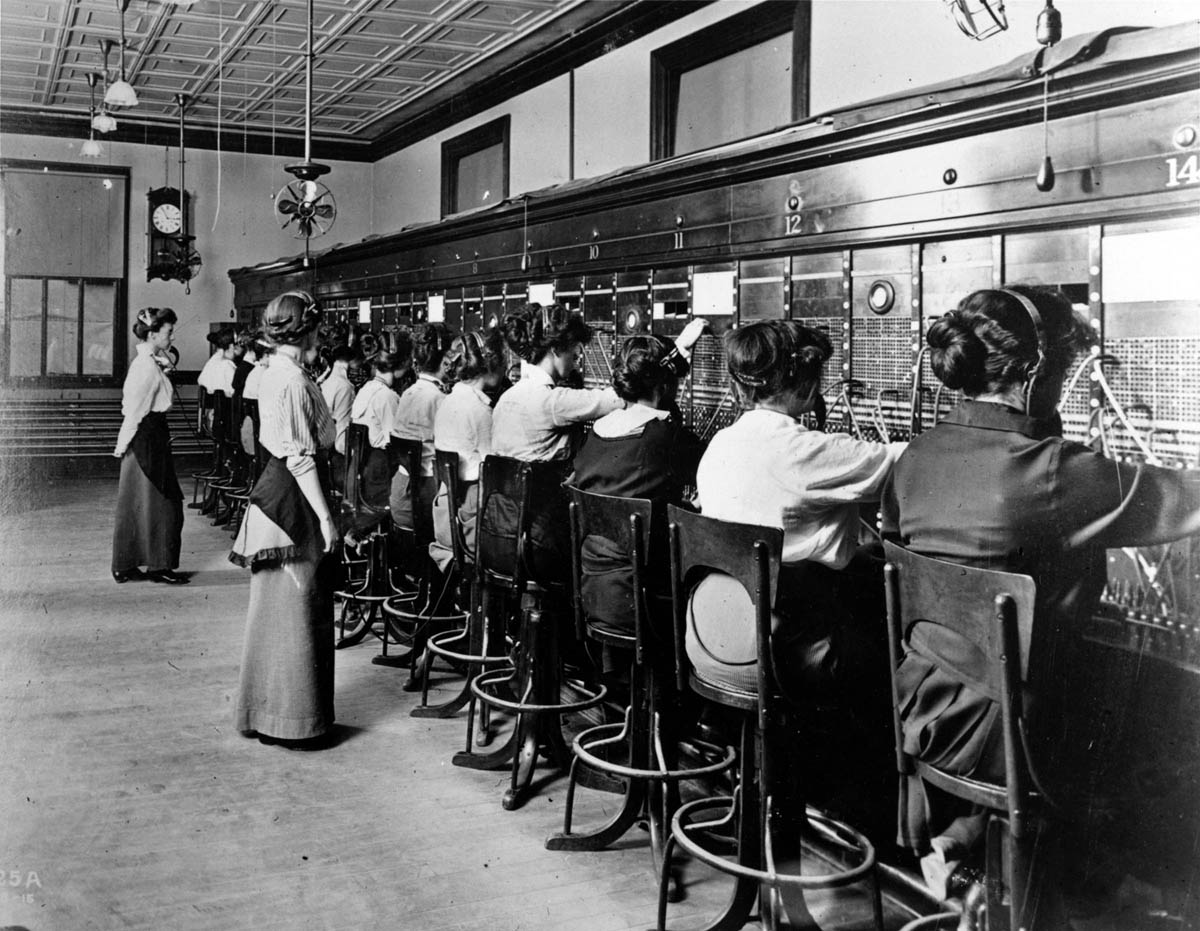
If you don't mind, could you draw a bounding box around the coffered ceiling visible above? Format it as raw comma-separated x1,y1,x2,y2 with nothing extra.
0,0,702,161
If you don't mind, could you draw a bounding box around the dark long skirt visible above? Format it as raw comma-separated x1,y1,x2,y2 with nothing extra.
234,554,336,740
111,413,183,573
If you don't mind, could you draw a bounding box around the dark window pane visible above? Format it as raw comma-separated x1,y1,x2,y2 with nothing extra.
454,142,505,213
83,282,116,375
45,279,80,375
9,279,43,377
674,33,792,156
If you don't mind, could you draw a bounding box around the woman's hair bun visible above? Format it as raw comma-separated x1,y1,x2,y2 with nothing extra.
927,311,988,393
414,322,455,372
501,303,591,363
263,290,321,345
613,335,674,402
132,307,177,341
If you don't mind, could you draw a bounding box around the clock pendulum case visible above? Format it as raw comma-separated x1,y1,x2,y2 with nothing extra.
148,185,190,279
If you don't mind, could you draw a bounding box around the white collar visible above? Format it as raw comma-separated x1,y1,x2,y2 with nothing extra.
520,361,555,387
452,380,492,406
592,403,668,438
418,372,445,390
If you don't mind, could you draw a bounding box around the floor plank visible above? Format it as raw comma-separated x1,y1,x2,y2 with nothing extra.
0,477,911,931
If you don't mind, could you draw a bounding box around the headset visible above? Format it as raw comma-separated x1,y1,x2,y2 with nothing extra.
998,287,1048,413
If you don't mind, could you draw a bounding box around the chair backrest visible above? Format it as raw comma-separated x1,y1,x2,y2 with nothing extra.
196,385,211,438
344,421,370,515
390,437,423,504
225,392,243,446
666,504,783,706
882,540,1036,834
476,455,532,592
434,449,468,567
567,486,653,661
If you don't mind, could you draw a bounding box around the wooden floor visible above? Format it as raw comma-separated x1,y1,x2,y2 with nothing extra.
0,477,913,931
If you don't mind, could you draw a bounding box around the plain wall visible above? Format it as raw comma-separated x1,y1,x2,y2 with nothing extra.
370,0,1197,232
0,134,373,370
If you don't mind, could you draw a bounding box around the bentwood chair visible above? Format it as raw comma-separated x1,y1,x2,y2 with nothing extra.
545,488,737,892
333,423,397,649
453,455,607,811
659,505,883,931
883,541,1045,931
378,437,463,671
411,449,511,719
189,386,221,508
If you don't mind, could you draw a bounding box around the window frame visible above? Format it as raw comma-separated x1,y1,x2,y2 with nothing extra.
1,159,130,388
440,115,511,219
650,1,808,161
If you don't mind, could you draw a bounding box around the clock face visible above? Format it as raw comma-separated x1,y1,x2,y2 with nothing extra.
152,202,183,234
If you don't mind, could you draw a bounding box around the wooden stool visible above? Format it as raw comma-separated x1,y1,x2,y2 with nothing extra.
452,455,607,811
884,541,1048,931
377,437,464,672
545,487,737,897
411,449,511,720
334,423,415,650
657,506,884,931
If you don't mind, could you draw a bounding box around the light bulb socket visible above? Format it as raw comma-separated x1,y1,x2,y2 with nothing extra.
104,80,138,108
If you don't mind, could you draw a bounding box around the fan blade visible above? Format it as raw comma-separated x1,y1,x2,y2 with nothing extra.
313,204,335,219
277,198,300,215
298,218,314,239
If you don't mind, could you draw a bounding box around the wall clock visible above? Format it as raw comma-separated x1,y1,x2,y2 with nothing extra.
147,186,199,283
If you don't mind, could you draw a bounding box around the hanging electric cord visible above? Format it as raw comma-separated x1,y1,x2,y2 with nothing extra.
211,0,224,233
871,388,892,443
1091,359,1162,465
697,388,734,439
909,346,929,433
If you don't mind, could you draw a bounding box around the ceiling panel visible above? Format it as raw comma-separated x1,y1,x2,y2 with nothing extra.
0,0,704,161
0,0,587,145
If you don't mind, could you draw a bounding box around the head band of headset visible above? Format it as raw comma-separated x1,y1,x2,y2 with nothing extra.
997,288,1047,378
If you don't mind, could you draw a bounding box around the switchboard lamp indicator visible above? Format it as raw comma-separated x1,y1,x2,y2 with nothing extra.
867,279,896,314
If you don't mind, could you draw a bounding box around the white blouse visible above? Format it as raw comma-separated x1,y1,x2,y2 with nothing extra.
491,362,622,462
432,381,494,482
394,374,446,477
197,353,236,397
114,342,175,456
257,351,335,465
697,408,906,569
351,378,400,450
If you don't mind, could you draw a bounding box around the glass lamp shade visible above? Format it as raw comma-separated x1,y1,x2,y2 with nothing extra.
81,138,104,158
92,112,118,133
104,79,139,108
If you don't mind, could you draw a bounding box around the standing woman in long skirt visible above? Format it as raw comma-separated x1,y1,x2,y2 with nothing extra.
230,290,338,748
111,307,188,585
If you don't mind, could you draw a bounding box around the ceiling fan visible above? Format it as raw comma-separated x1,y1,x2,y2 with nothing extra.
272,0,336,261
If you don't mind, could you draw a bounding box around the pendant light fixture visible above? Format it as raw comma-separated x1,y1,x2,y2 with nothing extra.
93,41,119,133
82,73,104,158
1034,0,1062,192
104,0,139,108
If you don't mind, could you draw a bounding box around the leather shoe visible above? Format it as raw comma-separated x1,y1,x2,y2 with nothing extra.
112,568,145,583
147,569,189,585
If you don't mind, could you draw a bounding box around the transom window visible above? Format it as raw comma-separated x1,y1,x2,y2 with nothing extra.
651,2,806,160
441,116,511,218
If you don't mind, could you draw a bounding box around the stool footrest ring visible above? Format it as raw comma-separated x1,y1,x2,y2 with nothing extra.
471,667,607,714
426,627,513,666
572,721,737,782
671,797,877,889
